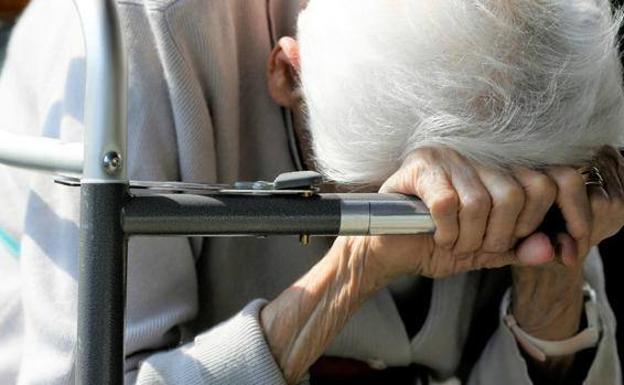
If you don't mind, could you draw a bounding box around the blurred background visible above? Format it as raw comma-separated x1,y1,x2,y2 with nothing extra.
0,0,623,372
0,1,28,66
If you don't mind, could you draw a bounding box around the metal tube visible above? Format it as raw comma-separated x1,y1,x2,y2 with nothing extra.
0,0,127,179
123,193,342,235
73,1,128,385
0,131,83,174
77,184,127,385
340,193,434,235
122,193,434,236
73,0,127,182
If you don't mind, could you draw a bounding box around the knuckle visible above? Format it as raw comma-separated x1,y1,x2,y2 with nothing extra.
532,174,557,199
496,184,525,209
462,191,491,216
557,168,585,191
430,191,459,218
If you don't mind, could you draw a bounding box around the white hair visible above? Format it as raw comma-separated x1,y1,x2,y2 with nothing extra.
297,0,624,184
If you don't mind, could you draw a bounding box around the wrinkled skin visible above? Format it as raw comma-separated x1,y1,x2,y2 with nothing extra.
511,146,624,381
262,146,624,384
265,34,624,385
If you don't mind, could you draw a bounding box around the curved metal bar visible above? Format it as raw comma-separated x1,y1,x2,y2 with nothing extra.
73,0,127,182
0,0,128,179
0,131,83,174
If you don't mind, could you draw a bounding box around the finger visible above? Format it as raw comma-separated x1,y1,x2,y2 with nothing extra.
449,160,491,255
380,163,459,249
587,181,622,244
515,232,555,266
589,187,619,243
471,232,553,269
587,146,624,243
421,170,461,249
556,232,578,267
594,146,624,200
476,168,525,253
513,168,557,238
545,167,592,259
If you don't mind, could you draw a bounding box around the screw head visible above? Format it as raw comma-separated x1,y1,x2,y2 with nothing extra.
103,152,122,175
299,234,311,246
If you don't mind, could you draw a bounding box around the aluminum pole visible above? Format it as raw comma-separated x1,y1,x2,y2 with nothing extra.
0,131,83,174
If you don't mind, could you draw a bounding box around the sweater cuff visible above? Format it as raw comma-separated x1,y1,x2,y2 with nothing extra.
468,282,619,385
135,299,287,385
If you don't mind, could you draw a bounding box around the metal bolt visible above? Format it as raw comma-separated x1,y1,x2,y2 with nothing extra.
299,234,311,246
103,152,122,175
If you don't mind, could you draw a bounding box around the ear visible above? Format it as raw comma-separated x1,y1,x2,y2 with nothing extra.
267,37,302,108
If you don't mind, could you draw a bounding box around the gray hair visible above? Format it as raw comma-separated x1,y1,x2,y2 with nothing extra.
297,0,624,184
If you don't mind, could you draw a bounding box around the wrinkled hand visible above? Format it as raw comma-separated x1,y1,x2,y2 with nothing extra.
502,146,624,383
262,146,624,385
523,146,624,266
346,146,558,286
585,146,624,247
512,146,624,344
263,146,559,384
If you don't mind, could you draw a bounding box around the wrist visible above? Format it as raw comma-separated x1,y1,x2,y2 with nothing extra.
260,236,380,384
340,236,400,295
504,284,600,361
512,264,584,340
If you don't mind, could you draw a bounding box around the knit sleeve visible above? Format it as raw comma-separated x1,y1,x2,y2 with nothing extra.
134,300,288,385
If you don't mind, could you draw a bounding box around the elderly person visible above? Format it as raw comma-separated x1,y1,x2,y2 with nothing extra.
1,0,623,385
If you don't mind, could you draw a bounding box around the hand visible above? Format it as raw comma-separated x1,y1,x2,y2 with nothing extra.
262,146,559,384
528,146,624,267
351,146,557,286
513,146,624,334
511,146,624,381
586,146,624,245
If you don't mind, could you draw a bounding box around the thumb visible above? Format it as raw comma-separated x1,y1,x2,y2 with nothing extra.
515,233,555,266
475,232,554,269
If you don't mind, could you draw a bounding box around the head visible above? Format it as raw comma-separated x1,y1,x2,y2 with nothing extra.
268,0,624,184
